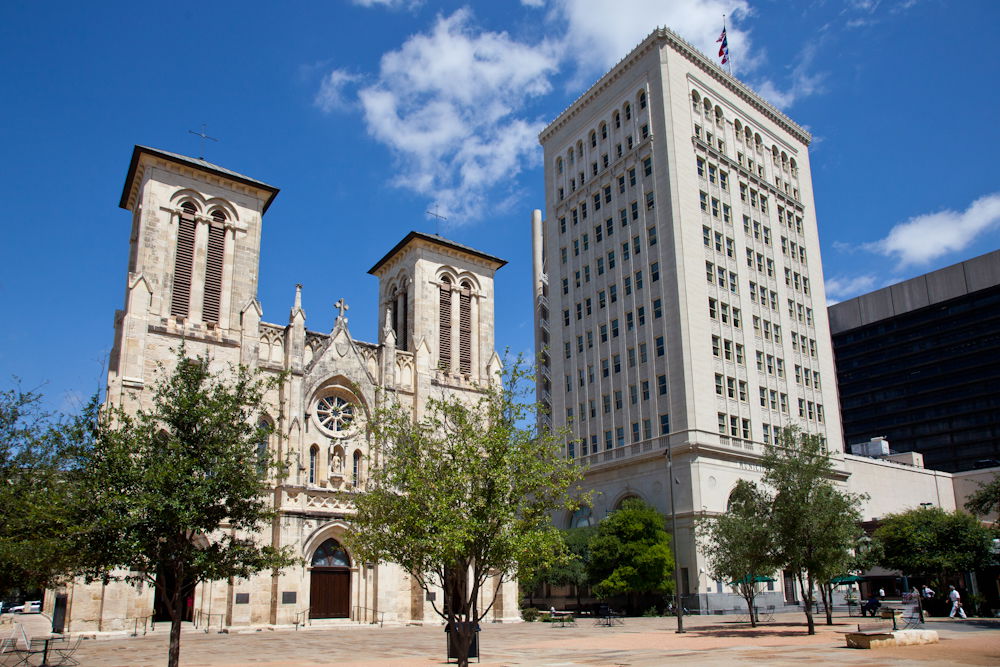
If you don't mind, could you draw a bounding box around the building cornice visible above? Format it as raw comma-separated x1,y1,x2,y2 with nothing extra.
539,27,811,147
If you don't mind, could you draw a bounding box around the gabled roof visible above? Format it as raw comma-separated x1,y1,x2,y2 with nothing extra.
368,231,507,275
119,145,280,213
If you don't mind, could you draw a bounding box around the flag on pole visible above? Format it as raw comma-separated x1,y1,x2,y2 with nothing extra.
717,27,729,65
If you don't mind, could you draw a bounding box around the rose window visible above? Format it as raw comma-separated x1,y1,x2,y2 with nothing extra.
316,396,355,432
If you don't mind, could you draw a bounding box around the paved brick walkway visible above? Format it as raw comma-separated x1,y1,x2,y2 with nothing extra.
7,612,999,666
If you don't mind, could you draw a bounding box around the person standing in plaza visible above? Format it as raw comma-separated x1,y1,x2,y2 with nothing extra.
948,586,967,618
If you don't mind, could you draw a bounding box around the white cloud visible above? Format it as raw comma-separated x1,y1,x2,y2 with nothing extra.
550,0,755,81
752,40,825,110
314,69,360,112
521,0,546,7
824,274,878,303
862,193,1000,267
355,9,559,223
351,0,422,9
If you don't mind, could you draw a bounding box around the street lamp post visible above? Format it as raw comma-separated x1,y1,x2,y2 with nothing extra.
667,445,685,633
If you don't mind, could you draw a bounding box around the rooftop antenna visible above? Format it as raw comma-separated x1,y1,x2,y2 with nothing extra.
426,205,447,236
188,123,218,160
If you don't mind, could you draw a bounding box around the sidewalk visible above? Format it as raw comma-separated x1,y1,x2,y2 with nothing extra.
60,612,1000,666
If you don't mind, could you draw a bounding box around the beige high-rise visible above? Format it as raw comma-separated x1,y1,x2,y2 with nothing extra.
532,28,845,609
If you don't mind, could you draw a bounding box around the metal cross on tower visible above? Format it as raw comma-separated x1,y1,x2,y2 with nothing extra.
188,123,218,160
426,205,447,235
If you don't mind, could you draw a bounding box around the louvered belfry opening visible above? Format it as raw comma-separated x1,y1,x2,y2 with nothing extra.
459,282,472,375
170,203,197,318
203,210,226,324
438,277,452,371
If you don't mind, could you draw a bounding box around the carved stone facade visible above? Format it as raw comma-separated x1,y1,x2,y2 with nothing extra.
53,145,515,633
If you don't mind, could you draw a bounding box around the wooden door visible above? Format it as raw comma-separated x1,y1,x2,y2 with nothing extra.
310,569,351,618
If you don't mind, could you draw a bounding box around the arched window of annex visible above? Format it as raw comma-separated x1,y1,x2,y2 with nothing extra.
789,157,798,176
589,130,597,148
691,90,702,112
744,126,753,144
780,151,789,170
754,132,763,151
568,506,593,529
623,102,632,121
599,121,608,140
308,444,319,484
556,156,563,174
734,119,743,138
714,105,724,124
311,537,351,568
613,110,621,129
703,97,712,115
638,89,647,110
771,145,780,164
576,140,584,159
613,493,644,512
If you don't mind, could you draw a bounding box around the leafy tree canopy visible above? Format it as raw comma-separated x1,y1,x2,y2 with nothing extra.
345,357,584,667
587,498,674,600
964,474,1000,525
72,351,296,667
0,386,89,595
873,506,995,584
696,479,776,626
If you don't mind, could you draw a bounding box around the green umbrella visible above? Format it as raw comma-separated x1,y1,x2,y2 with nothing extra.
830,575,865,584
729,574,777,585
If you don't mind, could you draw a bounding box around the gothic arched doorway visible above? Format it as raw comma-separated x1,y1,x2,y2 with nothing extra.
309,538,351,619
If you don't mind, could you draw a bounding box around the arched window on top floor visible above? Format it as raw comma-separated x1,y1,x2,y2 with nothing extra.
789,157,798,177
703,98,712,115
624,102,631,121
556,156,563,174
734,119,743,138
613,110,621,129
459,280,472,375
171,202,198,318
600,121,608,140
638,89,647,110
203,209,227,324
714,105,724,124
589,130,597,148
438,275,452,371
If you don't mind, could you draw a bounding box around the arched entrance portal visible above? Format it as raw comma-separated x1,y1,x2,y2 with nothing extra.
309,538,351,619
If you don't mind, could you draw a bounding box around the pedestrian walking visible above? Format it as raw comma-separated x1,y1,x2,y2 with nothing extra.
948,586,967,619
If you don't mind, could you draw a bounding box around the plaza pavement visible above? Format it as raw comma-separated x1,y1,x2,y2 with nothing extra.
17,612,1000,666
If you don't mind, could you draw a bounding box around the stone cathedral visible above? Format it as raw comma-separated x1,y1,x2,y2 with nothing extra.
53,145,518,632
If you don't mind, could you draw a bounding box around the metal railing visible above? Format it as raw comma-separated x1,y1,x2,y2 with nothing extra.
294,609,310,630
352,605,385,627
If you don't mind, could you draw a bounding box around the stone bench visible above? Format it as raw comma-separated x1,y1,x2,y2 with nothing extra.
844,626,939,649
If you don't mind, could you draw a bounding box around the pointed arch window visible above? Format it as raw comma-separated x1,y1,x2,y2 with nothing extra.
439,276,452,371
309,445,318,484
311,538,350,568
352,450,362,488
171,202,197,317
256,419,271,475
203,210,226,324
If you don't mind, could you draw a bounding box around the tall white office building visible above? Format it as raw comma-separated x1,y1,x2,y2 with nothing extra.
531,28,845,608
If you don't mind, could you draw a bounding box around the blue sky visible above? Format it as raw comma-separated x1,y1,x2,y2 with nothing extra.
2,0,998,412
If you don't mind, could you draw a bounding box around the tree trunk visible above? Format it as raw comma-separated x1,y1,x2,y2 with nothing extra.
823,584,833,625
743,587,757,627
801,572,815,635
168,586,183,667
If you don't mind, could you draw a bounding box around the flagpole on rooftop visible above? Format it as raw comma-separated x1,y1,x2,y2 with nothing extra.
723,14,732,76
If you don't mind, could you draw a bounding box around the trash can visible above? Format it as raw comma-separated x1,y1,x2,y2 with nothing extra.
445,621,480,662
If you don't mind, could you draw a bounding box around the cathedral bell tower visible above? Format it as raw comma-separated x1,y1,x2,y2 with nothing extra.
368,232,506,386
108,146,279,402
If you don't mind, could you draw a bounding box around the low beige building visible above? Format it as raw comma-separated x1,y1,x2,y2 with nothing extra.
50,146,518,633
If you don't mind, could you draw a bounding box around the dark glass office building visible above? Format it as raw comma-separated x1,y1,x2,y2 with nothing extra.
828,250,1000,472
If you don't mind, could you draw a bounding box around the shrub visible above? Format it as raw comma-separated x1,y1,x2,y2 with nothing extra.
521,607,540,622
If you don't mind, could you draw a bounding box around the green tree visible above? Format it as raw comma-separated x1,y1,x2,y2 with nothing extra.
0,386,88,596
964,474,1000,526
345,358,583,667
873,506,995,588
763,427,865,634
73,352,296,667
696,480,776,627
586,498,674,610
